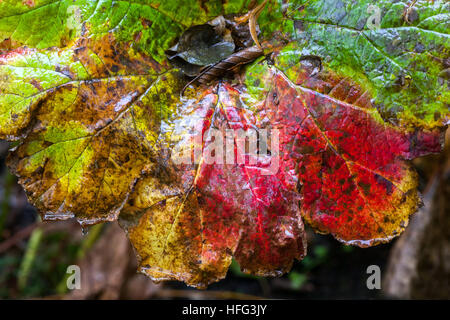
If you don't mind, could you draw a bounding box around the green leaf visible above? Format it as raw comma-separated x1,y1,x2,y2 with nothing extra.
282,0,449,128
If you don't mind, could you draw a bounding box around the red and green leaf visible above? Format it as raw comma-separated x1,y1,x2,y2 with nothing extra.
244,59,444,245
120,86,306,288
0,0,448,287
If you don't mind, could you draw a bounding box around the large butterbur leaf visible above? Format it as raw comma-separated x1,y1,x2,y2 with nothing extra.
0,0,448,288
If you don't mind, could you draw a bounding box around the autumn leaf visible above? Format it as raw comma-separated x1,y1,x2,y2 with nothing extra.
284,0,449,128
243,58,443,246
0,0,448,288
2,35,184,224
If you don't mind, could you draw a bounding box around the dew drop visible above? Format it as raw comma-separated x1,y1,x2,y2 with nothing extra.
81,225,90,236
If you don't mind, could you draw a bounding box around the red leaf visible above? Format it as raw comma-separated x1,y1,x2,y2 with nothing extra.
245,64,443,246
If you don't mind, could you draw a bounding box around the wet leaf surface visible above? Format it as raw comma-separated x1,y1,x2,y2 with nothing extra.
119,85,306,288
173,24,235,66
243,59,444,246
0,0,448,288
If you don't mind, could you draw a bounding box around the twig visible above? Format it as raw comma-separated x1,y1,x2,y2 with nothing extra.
235,0,268,49
0,219,83,253
0,222,37,254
